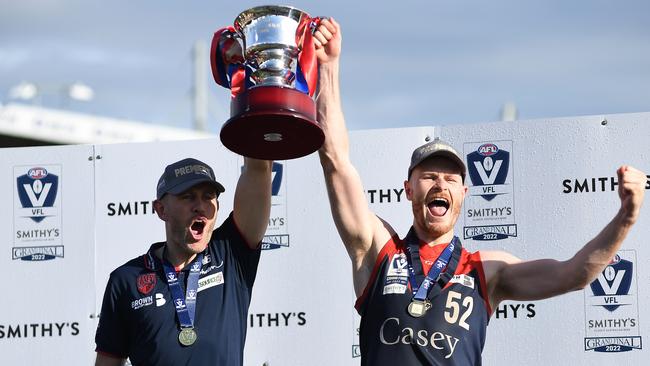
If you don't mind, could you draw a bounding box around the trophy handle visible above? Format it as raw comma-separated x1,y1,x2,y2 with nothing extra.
210,27,246,96
295,17,322,97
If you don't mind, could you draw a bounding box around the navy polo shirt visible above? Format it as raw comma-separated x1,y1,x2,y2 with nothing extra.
95,213,260,366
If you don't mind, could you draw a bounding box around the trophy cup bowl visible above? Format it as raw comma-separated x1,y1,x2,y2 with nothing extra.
216,5,324,160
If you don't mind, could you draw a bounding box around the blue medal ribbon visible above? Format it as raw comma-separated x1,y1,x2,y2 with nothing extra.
404,227,459,302
162,249,203,330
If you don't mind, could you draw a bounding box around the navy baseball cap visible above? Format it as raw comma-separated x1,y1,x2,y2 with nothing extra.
408,138,466,180
156,158,225,199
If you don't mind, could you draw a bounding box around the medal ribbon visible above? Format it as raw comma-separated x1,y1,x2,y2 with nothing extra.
404,227,460,303
210,27,246,98
162,250,203,330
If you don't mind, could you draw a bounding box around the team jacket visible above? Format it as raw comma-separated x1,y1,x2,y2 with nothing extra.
95,213,260,366
355,231,491,365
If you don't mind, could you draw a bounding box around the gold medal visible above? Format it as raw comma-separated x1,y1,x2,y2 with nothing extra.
178,327,198,346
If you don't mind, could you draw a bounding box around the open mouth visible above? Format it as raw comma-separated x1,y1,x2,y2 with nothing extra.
427,197,450,217
190,219,206,237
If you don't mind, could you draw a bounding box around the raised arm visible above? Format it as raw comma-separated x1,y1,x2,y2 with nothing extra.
233,157,273,249
314,19,392,295
484,165,647,309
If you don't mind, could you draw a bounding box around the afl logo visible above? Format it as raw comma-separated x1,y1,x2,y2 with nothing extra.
477,144,499,156
28,167,48,180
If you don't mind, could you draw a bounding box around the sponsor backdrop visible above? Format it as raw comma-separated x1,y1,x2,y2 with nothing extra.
1,113,648,365
1,145,95,364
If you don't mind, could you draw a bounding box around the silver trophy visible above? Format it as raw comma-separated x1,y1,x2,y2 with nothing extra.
212,5,324,160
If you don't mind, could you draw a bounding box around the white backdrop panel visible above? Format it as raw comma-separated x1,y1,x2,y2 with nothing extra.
0,112,648,365
438,113,650,365
0,144,96,365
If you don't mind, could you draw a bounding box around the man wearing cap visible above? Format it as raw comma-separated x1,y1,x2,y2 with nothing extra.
95,157,272,366
314,19,646,365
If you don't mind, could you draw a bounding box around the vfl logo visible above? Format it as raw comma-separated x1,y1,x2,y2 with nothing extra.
383,254,409,295
175,299,186,309
590,254,633,312
187,289,197,300
17,167,59,223
167,273,177,282
391,255,408,272
467,144,509,201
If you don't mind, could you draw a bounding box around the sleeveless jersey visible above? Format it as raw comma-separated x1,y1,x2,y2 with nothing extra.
355,233,491,365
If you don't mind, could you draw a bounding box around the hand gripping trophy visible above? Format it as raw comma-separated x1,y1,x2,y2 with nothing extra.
211,5,324,160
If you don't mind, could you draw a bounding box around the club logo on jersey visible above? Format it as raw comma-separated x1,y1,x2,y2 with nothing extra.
383,253,409,295
463,141,517,241
584,250,642,353
258,162,290,250
13,165,64,261
137,273,157,295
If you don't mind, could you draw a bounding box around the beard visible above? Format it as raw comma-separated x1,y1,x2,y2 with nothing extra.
411,201,458,239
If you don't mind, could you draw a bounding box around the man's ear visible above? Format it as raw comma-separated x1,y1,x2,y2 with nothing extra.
404,180,413,201
153,199,167,221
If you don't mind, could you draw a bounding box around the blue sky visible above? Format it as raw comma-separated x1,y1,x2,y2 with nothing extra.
1,0,649,132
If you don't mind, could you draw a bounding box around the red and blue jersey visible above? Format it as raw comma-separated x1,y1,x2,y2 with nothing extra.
95,213,260,366
355,233,491,365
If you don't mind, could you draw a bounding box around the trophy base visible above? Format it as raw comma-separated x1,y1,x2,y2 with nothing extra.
221,86,324,160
